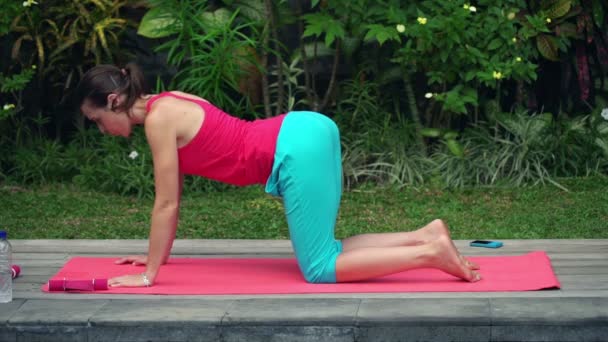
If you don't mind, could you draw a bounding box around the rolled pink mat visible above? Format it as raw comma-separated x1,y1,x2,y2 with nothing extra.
12,265,20,279
47,278,108,291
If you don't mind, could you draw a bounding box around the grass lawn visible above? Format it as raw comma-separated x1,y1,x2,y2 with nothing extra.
1,176,607,240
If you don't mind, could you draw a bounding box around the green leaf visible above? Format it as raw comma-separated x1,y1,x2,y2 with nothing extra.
545,0,572,19
443,131,459,140
536,34,559,61
0,69,34,92
466,45,485,59
325,32,336,46
595,137,608,157
488,38,503,50
464,71,476,82
311,0,321,8
302,13,344,47
446,139,465,158
440,49,449,63
364,24,400,46
597,122,608,135
556,22,581,39
137,8,179,39
421,128,442,138
201,9,233,30
303,25,324,38
591,0,605,28
232,0,266,21
539,112,554,125
329,25,345,46
302,13,345,46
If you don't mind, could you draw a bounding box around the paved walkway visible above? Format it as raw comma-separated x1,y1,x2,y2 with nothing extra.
1,239,607,341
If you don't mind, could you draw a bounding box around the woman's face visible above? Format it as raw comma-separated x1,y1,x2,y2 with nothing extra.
81,94,132,137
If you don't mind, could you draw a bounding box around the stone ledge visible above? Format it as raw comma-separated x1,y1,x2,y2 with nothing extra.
1,297,607,341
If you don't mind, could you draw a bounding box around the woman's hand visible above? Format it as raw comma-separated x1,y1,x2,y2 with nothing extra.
108,273,151,287
114,255,148,266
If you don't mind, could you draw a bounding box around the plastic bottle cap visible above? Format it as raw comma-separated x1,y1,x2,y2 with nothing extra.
0,231,6,239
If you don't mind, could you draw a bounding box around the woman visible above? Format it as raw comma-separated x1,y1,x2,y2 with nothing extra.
76,63,481,287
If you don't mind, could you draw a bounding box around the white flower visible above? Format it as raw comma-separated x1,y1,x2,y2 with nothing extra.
601,108,608,121
469,6,477,12
22,0,37,7
396,24,406,33
129,151,139,160
3,104,15,111
425,93,434,99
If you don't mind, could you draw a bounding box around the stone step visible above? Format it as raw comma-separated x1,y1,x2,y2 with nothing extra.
2,297,608,342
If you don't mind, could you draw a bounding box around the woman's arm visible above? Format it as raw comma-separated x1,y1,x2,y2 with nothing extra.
143,109,182,284
161,172,183,264
108,107,185,288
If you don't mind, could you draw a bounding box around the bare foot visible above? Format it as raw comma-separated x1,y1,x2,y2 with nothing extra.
428,234,481,282
418,219,480,270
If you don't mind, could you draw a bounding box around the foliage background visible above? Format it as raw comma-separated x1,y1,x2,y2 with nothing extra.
0,0,607,197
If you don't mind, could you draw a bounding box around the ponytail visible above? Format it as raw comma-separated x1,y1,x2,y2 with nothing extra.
119,63,146,113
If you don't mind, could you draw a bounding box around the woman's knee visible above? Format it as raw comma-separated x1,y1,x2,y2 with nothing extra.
301,266,334,284
297,244,341,284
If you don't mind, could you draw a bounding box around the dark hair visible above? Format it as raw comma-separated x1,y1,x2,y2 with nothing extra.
75,63,147,114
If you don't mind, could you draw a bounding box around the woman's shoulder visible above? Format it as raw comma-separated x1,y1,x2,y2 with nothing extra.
167,91,210,103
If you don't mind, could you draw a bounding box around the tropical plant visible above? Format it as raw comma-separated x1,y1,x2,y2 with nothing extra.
268,55,308,113
138,0,267,117
6,0,135,136
520,0,608,108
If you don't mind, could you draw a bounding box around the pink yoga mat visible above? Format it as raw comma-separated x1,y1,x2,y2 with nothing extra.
42,251,560,294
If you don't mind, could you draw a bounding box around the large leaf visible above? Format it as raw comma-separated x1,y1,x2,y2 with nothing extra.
232,0,265,22
597,122,608,135
302,13,345,47
545,0,572,19
137,7,179,38
446,139,465,158
555,22,581,39
536,34,559,61
420,128,441,138
364,24,400,46
487,38,503,51
201,8,233,30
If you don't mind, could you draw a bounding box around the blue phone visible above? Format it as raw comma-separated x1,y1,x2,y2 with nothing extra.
470,240,503,248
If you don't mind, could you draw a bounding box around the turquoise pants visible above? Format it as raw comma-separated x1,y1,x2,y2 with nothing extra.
265,111,343,283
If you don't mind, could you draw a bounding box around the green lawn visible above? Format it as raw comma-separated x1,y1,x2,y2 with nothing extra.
1,176,607,240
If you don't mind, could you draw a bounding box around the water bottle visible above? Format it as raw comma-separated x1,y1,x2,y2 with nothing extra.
0,230,12,303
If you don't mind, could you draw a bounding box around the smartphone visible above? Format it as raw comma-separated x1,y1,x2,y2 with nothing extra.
470,240,503,248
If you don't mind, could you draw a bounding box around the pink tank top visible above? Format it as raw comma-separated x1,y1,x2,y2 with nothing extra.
146,92,286,186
